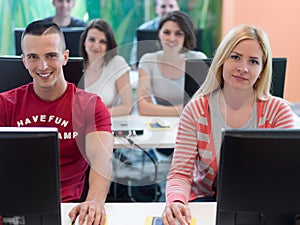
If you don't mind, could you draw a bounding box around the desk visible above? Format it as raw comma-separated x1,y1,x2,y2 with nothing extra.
129,70,139,89
112,115,179,149
61,202,217,225
112,112,300,149
294,113,300,127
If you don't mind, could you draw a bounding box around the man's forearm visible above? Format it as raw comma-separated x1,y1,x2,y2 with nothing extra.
86,167,112,203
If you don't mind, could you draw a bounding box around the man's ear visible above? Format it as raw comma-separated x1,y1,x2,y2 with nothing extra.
21,54,29,70
63,49,70,66
71,0,75,9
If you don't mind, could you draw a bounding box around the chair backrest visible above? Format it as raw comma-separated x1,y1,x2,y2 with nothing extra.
184,57,287,106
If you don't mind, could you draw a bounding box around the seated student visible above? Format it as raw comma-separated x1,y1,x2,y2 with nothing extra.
0,20,113,225
79,19,133,116
137,11,207,117
130,0,180,69
162,24,295,225
43,0,87,27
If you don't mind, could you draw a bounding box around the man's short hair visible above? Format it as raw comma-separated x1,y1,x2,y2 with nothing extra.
21,19,66,52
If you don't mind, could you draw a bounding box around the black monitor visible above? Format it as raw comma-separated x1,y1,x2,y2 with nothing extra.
0,56,84,93
136,28,203,63
217,128,300,225
183,58,212,106
0,127,61,225
183,57,287,106
14,27,85,57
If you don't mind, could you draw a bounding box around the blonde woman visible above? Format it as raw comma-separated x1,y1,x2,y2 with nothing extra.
162,24,295,225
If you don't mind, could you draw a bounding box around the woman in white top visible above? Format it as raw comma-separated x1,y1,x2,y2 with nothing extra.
80,19,133,116
137,11,207,116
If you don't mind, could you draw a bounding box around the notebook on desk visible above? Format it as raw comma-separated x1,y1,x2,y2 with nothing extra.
112,120,145,136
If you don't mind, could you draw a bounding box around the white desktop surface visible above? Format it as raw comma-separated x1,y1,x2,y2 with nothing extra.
61,202,217,225
112,115,179,149
294,113,300,127
129,69,139,89
112,113,300,149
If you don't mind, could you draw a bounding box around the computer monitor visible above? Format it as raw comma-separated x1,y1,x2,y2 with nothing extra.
217,128,300,225
183,57,287,106
183,58,212,106
0,127,61,225
14,27,85,57
136,28,203,63
0,56,84,93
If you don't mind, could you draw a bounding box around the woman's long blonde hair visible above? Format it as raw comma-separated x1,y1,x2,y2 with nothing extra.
193,24,272,100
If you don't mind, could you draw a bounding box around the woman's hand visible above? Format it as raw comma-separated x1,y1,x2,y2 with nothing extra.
162,201,192,225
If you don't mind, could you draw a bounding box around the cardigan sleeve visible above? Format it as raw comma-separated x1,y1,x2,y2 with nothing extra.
166,97,207,204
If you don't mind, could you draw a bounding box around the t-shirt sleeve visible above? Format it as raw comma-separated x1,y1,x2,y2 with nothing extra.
110,56,130,80
79,93,112,135
0,95,6,126
92,96,111,133
138,53,155,75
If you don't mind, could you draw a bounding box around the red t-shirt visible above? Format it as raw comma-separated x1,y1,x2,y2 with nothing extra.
0,82,112,202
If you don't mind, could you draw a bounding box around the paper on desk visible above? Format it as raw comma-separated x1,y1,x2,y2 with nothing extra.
146,121,172,131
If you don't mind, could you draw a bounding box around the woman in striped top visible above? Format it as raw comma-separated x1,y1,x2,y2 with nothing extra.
162,24,295,225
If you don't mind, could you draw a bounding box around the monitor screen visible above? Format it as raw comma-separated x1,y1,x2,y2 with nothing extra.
0,127,61,225
0,56,84,93
217,128,300,225
136,28,203,63
14,27,85,57
184,57,287,106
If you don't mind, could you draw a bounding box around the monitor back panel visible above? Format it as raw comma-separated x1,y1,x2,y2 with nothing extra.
0,127,61,225
183,58,212,106
217,129,300,225
0,56,84,93
15,27,85,57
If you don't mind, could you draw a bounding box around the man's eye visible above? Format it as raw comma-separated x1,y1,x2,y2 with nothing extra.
47,54,58,59
27,55,37,60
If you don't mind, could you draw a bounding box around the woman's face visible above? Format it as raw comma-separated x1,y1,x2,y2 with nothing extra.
84,28,107,62
158,21,185,53
222,39,263,92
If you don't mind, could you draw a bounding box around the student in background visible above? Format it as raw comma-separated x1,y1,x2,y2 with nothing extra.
0,20,113,225
43,0,86,27
80,19,133,116
130,0,180,69
137,11,207,117
162,24,295,225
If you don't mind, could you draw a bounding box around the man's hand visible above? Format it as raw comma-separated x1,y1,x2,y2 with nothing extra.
68,199,106,225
